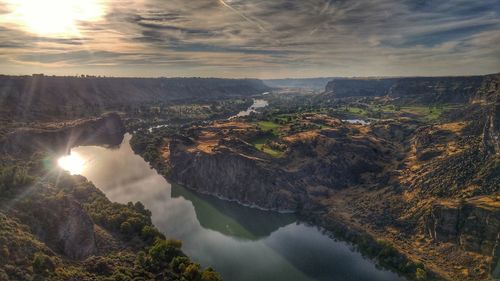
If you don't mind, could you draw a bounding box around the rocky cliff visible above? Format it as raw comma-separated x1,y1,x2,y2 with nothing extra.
0,112,125,156
483,101,500,156
165,117,404,212
151,104,499,280
16,195,97,260
492,234,500,279
426,198,499,256
0,75,270,119
264,77,335,90
425,197,500,279
168,136,305,211
324,75,489,103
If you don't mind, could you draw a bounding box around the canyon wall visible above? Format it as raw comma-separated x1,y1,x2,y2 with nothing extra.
324,75,492,103
0,75,270,119
0,112,126,155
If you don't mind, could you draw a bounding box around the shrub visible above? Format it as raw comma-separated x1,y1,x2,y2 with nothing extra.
32,252,55,276
149,239,183,266
141,225,164,243
120,221,133,234
201,267,223,281
415,268,427,280
0,165,33,194
183,263,201,280
170,256,190,273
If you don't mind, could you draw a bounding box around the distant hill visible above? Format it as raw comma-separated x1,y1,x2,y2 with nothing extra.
0,75,269,120
323,74,499,104
264,78,335,90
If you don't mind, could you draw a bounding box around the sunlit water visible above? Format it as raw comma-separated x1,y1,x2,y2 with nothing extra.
342,119,371,125
60,134,405,281
231,99,268,118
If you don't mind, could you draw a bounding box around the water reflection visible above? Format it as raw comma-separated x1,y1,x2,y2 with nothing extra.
68,134,405,281
171,184,295,240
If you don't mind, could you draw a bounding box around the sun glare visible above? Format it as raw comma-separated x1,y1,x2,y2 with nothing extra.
3,0,105,36
58,152,85,175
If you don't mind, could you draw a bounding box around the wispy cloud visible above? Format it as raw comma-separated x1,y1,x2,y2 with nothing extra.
0,0,498,77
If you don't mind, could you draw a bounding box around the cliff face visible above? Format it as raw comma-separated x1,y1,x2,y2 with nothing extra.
17,195,97,260
483,102,500,155
264,78,335,90
324,75,487,103
325,78,398,98
472,73,500,103
0,75,269,119
168,137,305,211
0,112,125,156
165,119,403,212
155,105,499,280
492,235,500,279
426,198,500,256
56,198,97,260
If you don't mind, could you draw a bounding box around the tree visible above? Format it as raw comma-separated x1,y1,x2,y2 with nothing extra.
141,225,163,243
149,239,183,266
120,221,132,234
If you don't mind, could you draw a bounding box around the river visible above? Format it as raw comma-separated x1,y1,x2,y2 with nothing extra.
230,99,268,118
59,133,405,281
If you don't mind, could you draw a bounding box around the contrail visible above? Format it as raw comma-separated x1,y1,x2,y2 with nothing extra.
218,0,266,32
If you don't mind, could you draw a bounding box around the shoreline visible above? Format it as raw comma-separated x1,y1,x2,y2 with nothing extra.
148,162,429,281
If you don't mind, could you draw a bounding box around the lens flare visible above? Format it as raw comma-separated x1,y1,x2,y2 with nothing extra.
2,0,105,36
58,152,85,175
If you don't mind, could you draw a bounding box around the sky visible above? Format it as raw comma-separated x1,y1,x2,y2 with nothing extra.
0,0,499,78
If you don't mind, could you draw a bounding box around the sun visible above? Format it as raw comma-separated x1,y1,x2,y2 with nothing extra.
58,152,85,175
2,0,105,36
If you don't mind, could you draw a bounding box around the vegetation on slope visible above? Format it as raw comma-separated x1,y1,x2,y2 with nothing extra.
0,150,222,281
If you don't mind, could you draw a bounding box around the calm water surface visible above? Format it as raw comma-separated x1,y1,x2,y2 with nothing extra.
231,99,268,118
65,134,405,281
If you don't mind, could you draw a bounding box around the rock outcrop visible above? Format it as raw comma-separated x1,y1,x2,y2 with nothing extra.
55,197,97,260
483,102,500,156
426,197,500,256
166,119,402,212
168,136,305,211
16,195,97,260
492,234,500,280
0,112,126,156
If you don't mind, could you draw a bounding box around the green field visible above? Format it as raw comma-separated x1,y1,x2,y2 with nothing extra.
251,121,284,157
346,107,368,115
336,104,461,122
399,105,461,121
256,121,281,134
252,136,283,157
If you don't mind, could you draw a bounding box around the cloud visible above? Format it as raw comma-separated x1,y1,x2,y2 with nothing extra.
0,0,498,77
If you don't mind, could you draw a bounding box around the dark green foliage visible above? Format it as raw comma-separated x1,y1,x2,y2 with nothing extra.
130,129,170,175
170,256,190,273
0,156,220,280
0,165,33,194
183,263,202,280
416,268,428,280
141,225,163,244
149,239,183,267
32,252,55,276
201,268,223,281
